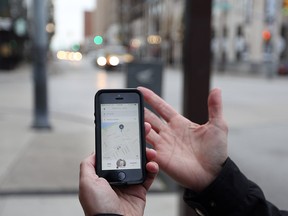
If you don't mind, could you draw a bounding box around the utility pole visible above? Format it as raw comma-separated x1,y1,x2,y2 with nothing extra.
32,0,51,129
182,0,212,125
180,0,212,215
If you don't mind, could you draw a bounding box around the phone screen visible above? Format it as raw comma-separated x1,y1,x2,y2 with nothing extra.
95,89,146,185
101,103,141,170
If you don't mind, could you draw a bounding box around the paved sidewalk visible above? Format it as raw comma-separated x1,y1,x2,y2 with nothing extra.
0,62,90,193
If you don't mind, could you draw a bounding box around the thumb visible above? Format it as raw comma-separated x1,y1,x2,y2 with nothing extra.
208,88,223,122
142,161,159,191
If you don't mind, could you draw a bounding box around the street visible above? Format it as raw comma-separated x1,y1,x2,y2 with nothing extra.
0,56,288,215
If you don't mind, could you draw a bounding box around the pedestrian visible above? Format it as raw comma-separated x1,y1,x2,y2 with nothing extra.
79,87,288,216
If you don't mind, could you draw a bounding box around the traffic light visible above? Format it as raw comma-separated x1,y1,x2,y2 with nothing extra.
72,43,80,52
94,35,103,45
262,30,272,54
262,30,271,42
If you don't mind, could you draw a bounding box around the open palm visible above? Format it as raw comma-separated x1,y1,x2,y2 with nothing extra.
139,87,228,191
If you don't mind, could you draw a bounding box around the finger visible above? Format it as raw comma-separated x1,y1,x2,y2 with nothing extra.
143,161,159,191
146,148,157,162
79,154,97,178
208,88,223,122
145,128,161,148
144,108,164,133
138,86,178,123
146,161,159,174
144,122,152,135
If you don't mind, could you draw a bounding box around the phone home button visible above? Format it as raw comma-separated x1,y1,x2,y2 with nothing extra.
118,172,126,180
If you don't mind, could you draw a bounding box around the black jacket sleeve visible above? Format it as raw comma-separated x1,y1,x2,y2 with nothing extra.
94,214,123,216
183,158,288,216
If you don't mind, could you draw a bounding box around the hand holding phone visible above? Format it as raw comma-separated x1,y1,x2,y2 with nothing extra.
94,89,146,185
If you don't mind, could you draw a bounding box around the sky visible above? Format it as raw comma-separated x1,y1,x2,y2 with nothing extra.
51,0,96,51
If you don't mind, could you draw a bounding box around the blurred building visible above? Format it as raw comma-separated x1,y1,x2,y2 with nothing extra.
212,0,288,73
84,0,183,67
0,0,55,70
0,0,28,69
84,0,288,73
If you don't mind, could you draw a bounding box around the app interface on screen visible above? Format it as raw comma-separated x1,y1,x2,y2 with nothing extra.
101,103,141,170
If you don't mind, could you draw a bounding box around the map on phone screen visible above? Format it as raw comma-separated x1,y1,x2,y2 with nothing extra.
101,103,141,170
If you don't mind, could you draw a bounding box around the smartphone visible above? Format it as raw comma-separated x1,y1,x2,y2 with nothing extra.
94,89,146,185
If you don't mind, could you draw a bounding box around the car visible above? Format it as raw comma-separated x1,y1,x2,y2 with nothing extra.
91,45,134,70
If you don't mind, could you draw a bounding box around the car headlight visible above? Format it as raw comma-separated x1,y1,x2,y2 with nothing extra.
108,56,120,66
97,56,107,66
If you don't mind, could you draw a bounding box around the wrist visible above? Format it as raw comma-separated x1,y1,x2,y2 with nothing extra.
183,158,249,215
192,157,228,192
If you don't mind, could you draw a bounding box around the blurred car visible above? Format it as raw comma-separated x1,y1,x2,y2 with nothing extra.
90,45,134,70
